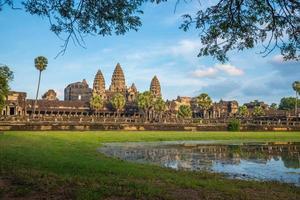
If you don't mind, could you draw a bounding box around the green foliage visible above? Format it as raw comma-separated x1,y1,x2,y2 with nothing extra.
228,119,240,131
20,0,167,56
110,93,126,111
279,97,300,110
137,91,154,111
253,106,265,117
0,65,13,111
181,0,300,62
292,81,300,94
177,105,192,119
3,1,298,61
90,94,104,111
270,103,278,110
196,93,212,110
238,105,249,117
251,100,261,107
34,56,48,71
153,97,166,112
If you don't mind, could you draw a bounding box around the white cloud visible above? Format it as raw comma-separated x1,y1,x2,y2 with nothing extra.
121,39,201,64
215,64,244,76
192,67,218,78
170,39,201,56
192,63,244,78
272,54,284,63
55,89,64,100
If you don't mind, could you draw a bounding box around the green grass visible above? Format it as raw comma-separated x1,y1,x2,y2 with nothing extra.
1,131,300,199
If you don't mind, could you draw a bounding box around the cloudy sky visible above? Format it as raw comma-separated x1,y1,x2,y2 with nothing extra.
0,1,299,104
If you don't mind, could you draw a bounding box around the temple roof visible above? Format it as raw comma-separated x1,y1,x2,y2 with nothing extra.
93,70,105,93
150,75,161,97
66,79,89,89
131,83,137,90
109,63,126,92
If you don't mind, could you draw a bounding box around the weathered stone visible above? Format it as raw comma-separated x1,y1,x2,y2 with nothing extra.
150,75,161,98
109,63,126,93
42,89,58,101
64,79,92,102
93,70,106,95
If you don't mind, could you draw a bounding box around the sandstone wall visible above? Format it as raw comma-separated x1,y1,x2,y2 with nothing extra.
0,122,299,131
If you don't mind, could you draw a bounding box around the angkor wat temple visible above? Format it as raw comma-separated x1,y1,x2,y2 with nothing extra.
1,63,299,131
2,63,238,118
2,63,162,117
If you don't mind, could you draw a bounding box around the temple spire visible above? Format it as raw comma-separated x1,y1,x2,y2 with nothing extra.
93,70,105,94
150,75,161,98
109,63,126,93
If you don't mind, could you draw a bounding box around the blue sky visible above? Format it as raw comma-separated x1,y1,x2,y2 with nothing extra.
0,1,299,104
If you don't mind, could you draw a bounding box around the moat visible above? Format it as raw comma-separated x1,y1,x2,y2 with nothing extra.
99,141,300,185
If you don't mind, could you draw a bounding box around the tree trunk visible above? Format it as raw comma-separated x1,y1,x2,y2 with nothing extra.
296,91,298,116
33,70,42,116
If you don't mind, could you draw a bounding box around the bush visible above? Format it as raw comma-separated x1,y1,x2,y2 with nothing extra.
228,119,240,131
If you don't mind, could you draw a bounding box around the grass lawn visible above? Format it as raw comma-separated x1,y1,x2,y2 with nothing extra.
1,131,300,199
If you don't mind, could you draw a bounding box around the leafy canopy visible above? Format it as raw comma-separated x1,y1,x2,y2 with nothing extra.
1,0,298,61
196,93,212,110
153,97,166,112
253,106,265,116
292,81,300,94
238,105,249,117
0,65,13,110
34,56,48,71
110,93,126,111
270,103,278,110
1,0,165,56
279,97,300,110
136,91,155,111
181,0,300,62
90,94,104,111
177,105,192,119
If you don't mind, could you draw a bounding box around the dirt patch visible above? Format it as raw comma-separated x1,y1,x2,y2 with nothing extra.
0,176,75,200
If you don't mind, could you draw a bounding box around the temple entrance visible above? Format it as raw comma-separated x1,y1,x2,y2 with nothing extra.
9,107,15,115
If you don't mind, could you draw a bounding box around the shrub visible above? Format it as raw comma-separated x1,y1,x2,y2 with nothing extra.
228,119,240,131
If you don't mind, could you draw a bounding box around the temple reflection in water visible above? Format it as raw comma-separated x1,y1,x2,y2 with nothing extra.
100,142,300,185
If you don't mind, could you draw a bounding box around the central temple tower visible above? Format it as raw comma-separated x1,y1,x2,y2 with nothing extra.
109,63,126,93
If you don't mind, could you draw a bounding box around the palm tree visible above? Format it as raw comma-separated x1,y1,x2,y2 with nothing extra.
177,105,192,119
137,91,155,121
90,94,104,111
153,97,166,121
292,81,300,116
33,56,48,115
253,106,265,117
196,93,212,118
110,93,126,114
238,105,249,117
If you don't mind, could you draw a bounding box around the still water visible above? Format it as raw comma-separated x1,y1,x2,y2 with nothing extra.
99,141,300,185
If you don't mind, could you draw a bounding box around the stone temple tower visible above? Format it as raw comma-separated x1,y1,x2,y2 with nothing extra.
109,63,126,93
93,70,105,95
127,83,138,102
150,75,161,98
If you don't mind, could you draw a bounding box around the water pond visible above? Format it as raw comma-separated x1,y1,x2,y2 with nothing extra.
99,141,300,185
